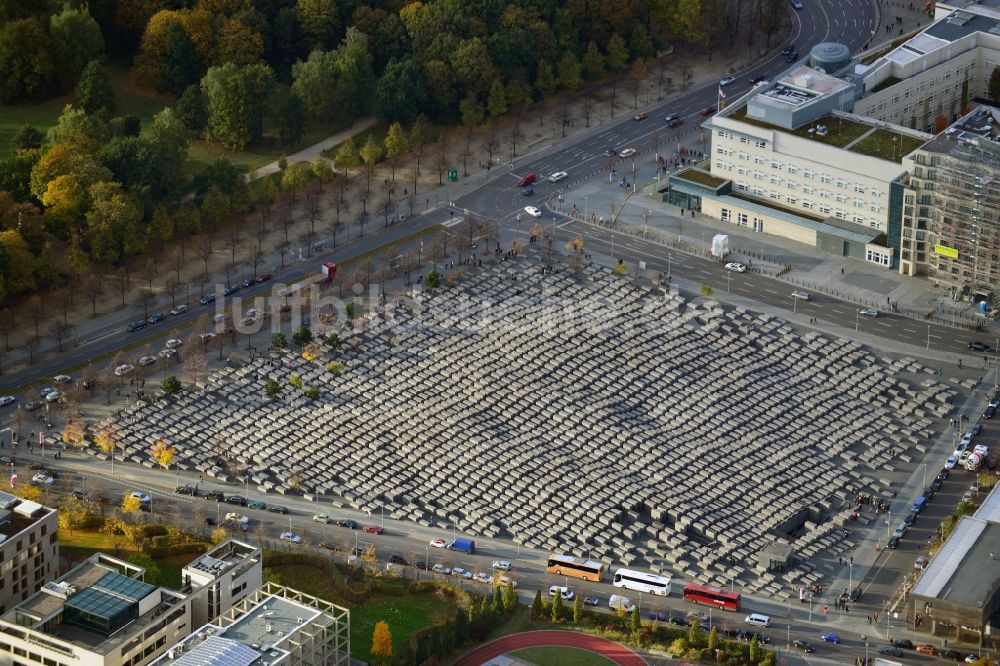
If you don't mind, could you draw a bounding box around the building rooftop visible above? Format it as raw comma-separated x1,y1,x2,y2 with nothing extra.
754,66,853,110
0,491,55,546
911,517,1000,605
731,105,873,149
912,106,1000,159
184,540,260,582
153,596,321,666
923,9,1000,43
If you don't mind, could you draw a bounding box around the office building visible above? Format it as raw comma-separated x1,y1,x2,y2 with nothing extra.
150,583,351,666
0,491,58,616
0,541,261,666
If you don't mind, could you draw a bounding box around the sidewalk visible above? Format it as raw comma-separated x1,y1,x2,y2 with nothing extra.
253,116,378,177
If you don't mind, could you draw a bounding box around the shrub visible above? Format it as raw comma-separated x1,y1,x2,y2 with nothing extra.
424,270,441,288
272,332,287,348
289,375,302,388
161,375,182,395
265,378,280,397
305,387,320,399
292,325,312,345
326,361,344,374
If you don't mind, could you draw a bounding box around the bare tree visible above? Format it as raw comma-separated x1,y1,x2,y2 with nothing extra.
49,320,72,352
142,258,157,294
135,288,154,320
380,193,392,228
582,96,594,127
329,190,345,247
507,116,523,160
114,267,130,308
183,345,209,387
0,309,12,350
197,235,213,296
228,227,242,268
27,295,44,339
434,135,449,186
357,210,369,238
557,100,572,138
105,352,124,403
25,336,41,364
485,120,500,167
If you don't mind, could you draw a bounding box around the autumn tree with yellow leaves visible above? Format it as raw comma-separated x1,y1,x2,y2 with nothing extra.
150,438,176,469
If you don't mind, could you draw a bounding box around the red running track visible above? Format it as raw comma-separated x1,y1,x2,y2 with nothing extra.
453,630,648,666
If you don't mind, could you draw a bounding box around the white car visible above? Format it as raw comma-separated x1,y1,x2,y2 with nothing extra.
524,206,542,218
620,148,637,158
53,374,72,384
159,348,177,358
114,364,134,376
279,532,301,544
549,585,574,600
129,491,151,504
212,313,225,324
725,262,747,273
451,567,473,580
720,76,737,86
548,171,568,182
44,390,62,402
431,563,451,575
492,560,512,571
0,396,14,406
244,308,261,320
170,304,187,315
430,538,447,548
199,332,216,343
498,575,518,588
165,338,184,349
473,572,492,584
31,473,54,485
791,291,810,301
945,456,958,470
138,356,157,367
963,490,976,502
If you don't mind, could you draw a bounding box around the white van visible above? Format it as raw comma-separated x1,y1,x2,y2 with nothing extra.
609,594,636,612
745,613,770,627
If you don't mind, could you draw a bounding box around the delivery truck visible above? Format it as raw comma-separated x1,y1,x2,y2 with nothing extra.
448,537,476,554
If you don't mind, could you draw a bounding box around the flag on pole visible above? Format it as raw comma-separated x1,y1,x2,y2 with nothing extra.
10,472,17,488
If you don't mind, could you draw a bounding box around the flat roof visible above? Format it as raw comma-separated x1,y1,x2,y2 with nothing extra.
0,491,55,545
912,106,1000,158
923,9,1000,43
911,517,1000,606
185,541,259,579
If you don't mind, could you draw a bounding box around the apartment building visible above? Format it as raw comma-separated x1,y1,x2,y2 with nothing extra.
900,107,1000,300
0,541,261,666
151,582,351,666
0,491,58,616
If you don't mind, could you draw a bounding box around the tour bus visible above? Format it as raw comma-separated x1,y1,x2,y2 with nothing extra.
682,583,742,611
612,568,672,596
546,553,605,581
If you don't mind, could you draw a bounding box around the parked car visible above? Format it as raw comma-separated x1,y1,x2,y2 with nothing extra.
583,595,600,606
362,525,384,534
313,513,330,523
915,644,936,655
267,505,289,514
148,312,166,324
620,148,637,158
175,484,198,496
114,364,135,376
223,284,240,296
969,341,992,352
225,495,247,506
200,293,217,305
166,338,184,349
53,374,72,384
170,304,187,315
940,649,963,660
44,390,62,402
248,500,267,510
0,396,14,406
720,76,736,86
858,308,880,317
887,536,900,549
256,273,273,282
337,519,358,529
159,349,177,359
632,112,648,121
492,560,512,571
889,638,914,649
279,532,301,544
431,563,451,575
205,490,225,502
127,320,147,332
129,491,151,504
138,355,156,367
241,278,255,288
430,537,447,548
473,572,492,584
32,472,54,485
319,541,339,551
725,262,747,273
388,553,409,566
879,646,903,657
701,106,716,116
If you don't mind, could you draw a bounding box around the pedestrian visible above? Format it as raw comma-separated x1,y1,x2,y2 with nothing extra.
841,267,844,274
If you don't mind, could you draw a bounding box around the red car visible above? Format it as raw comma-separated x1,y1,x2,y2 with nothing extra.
915,645,936,655
256,272,273,282
700,106,716,116
362,525,384,534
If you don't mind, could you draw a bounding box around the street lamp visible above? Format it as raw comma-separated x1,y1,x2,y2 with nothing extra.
584,196,589,221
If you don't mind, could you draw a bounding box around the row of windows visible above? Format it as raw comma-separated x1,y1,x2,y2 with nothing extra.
731,181,884,228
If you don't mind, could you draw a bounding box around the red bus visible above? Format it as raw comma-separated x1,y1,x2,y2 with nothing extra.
683,583,741,611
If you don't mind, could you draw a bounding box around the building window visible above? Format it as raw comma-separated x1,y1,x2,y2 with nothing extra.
819,204,831,214
770,191,781,200
754,171,764,181
852,214,864,224
803,168,814,179
739,151,749,161
836,179,847,189
835,210,847,220
803,184,814,194
770,160,781,169
820,174,832,184
754,156,765,165
787,181,798,190
836,193,847,203
854,184,866,193
755,139,766,148
736,181,748,191
866,248,891,266
738,166,748,176
721,208,731,222
770,175,780,185
740,136,750,144
802,200,814,210
737,212,748,226
853,198,865,208
786,196,798,205
787,165,799,175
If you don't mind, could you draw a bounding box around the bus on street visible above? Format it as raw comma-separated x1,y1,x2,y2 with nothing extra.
612,569,671,596
546,554,605,581
682,583,741,611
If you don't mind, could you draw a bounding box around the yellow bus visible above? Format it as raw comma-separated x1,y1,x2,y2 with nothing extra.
546,553,605,582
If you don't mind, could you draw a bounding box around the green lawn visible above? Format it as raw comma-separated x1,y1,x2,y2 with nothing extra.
350,593,454,663
510,647,614,666
0,95,69,158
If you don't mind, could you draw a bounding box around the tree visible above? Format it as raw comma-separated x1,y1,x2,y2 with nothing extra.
272,332,287,348
459,93,484,175
176,84,208,133
334,137,358,174
606,33,629,71
51,5,105,90
581,41,605,81
122,493,142,516
298,0,340,51
359,134,383,196
535,59,556,98
503,580,518,613
162,375,182,395
630,607,641,634
13,125,43,151
708,626,719,650
487,78,508,118
127,552,163,586
700,283,714,298
749,634,759,662
687,618,701,644
572,594,582,623
265,378,281,397
150,438,176,469
202,62,277,150
384,122,409,185
0,18,57,103
531,589,543,617
276,90,306,148
990,67,1000,102
551,587,563,622
292,325,313,346
557,52,583,92
374,57,427,123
